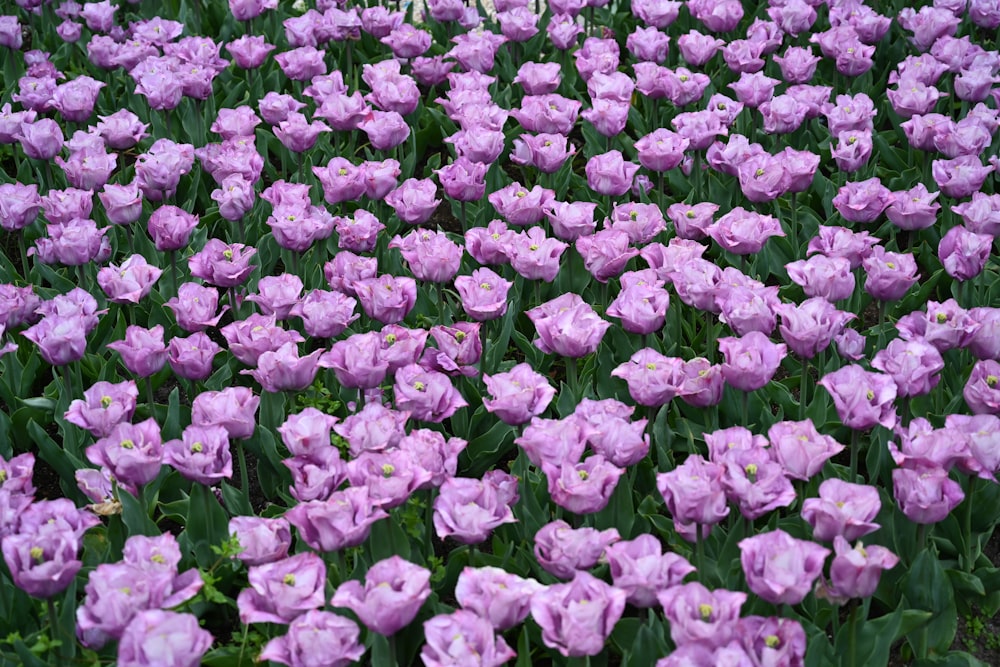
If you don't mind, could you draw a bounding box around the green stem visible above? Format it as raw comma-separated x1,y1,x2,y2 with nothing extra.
850,428,860,482
237,441,250,512
566,358,578,400
848,600,860,667
146,377,156,419
800,357,809,420
965,475,977,572
47,597,67,664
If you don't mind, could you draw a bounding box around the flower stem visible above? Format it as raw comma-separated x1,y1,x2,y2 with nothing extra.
47,597,67,663
800,357,809,420
850,429,860,482
965,475,977,572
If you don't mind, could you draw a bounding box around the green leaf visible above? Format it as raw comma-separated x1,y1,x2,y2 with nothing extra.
118,488,160,537
904,549,959,658
183,483,231,567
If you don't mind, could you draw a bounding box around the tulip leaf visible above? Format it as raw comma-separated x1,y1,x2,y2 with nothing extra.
913,652,990,667
184,483,231,567
903,549,959,658
118,488,160,537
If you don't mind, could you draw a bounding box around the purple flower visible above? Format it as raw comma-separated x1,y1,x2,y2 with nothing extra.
221,314,305,367
436,157,488,202
238,552,327,624
147,205,199,251
399,429,467,488
107,325,168,378
576,229,640,283
820,536,899,603
167,283,228,332
516,416,587,469
872,338,945,398
229,516,291,566
260,610,365,667
605,534,695,608
85,419,163,493
433,476,517,544
354,274,417,324
932,155,994,199
454,268,513,322
534,520,620,579
163,424,233,485
507,226,567,282
167,331,221,381
585,150,640,196
242,343,322,393
455,567,543,631
939,225,992,281
510,132,576,174
775,297,856,359
658,582,747,647
721,447,797,520
393,363,468,422
768,419,845,481
785,255,856,303
657,455,730,539
832,178,894,223
64,380,138,438
331,556,431,636
389,228,462,283
385,178,440,225
3,525,82,599
117,610,212,667
862,247,920,302
611,348,686,407
707,207,785,255
320,332,388,390
526,292,611,358
964,360,1000,415
191,387,259,440
735,616,807,667
892,465,965,524
819,365,898,431
719,332,787,392
285,486,388,552
421,610,517,667
606,283,671,335
188,238,256,288
531,571,627,657
739,529,830,605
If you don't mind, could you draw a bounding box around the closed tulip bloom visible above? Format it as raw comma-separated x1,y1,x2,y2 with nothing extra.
634,128,689,172
321,332,388,390
612,348,685,407
421,610,516,667
739,529,830,605
455,567,543,631
260,610,365,667
585,150,640,196
516,416,587,469
862,247,920,302
285,486,388,552
576,229,639,284
802,479,881,542
167,283,227,332
389,228,462,283
775,297,856,359
605,535,695,608
606,283,671,335
289,289,358,340
116,610,212,667
932,155,995,199
22,314,89,366
767,419,845,481
872,338,945,398
893,465,964,524
482,362,555,426
708,208,785,255
106,325,167,378
939,225,992,281
527,292,610,358
229,516,291,566
0,182,42,231
433,476,517,544
167,332,221,381
148,205,199,252
97,255,162,305
510,132,576,174
657,455,730,538
531,571,626,657
221,313,304,367
785,255,855,302
243,342,322,393
331,556,431,636
385,178,440,225
354,274,417,324
832,178,894,223
719,332,786,392
190,386,259,440
17,118,64,160
435,157,488,202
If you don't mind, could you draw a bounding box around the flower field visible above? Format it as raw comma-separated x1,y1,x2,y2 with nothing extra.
1,0,1000,665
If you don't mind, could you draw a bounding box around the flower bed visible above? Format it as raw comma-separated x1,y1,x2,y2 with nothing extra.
1,0,1000,665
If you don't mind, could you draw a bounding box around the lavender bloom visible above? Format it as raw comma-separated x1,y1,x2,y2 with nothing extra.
117,610,212,667
605,534,695,607
534,520,620,579
455,566,543,631
739,529,830,605
331,556,431,636
819,365,898,430
85,419,163,493
393,363,468,423
238,552,327,624
526,292,611,358
64,380,138,438
229,516,291,566
242,343,322,393
658,582,747,647
433,476,517,544
530,571,627,657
